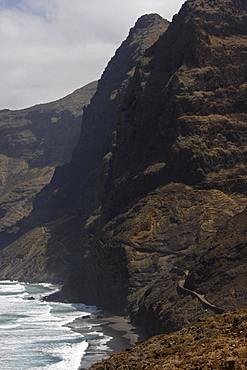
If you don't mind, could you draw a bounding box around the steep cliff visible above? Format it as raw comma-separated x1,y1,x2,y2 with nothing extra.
0,15,169,283
103,0,247,218
0,0,246,340
77,0,247,332
0,81,97,246
27,14,169,226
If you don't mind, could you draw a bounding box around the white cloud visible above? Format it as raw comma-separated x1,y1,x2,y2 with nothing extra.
0,0,185,110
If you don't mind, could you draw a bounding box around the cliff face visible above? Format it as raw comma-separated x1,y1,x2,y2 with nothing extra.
0,0,246,339
28,14,169,226
78,0,247,331
0,15,169,283
103,0,247,218
0,81,97,246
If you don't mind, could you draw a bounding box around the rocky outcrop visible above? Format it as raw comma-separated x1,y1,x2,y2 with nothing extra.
0,81,97,246
0,216,81,283
184,208,247,311
82,184,246,334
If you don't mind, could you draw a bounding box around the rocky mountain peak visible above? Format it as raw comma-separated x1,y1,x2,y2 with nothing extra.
133,13,165,29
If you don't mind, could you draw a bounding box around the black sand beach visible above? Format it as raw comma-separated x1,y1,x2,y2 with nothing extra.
68,311,147,369
93,312,147,352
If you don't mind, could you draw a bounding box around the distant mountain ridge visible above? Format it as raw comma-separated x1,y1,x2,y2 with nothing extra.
0,81,97,246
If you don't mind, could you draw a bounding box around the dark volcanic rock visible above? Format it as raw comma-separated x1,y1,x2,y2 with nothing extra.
0,81,97,246
0,82,97,166
103,0,247,220
84,183,246,333
185,208,247,310
30,14,169,226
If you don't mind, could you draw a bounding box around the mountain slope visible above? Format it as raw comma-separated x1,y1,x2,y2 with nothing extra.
0,15,169,283
0,81,97,246
89,308,247,370
29,14,169,225
76,0,247,332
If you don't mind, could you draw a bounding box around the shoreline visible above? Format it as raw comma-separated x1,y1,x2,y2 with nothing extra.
92,311,147,352
0,280,146,369
68,311,148,369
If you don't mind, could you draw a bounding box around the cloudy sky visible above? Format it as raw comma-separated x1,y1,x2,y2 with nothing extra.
0,0,185,110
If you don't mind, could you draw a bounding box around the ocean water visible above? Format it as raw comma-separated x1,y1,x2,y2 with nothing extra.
0,280,112,369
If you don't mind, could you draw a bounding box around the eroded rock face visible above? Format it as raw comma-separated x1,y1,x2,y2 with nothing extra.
0,216,82,283
103,0,247,221
28,14,170,226
82,183,246,334
0,82,97,245
185,209,247,311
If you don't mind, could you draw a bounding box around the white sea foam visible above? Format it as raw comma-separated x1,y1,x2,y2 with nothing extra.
0,281,112,369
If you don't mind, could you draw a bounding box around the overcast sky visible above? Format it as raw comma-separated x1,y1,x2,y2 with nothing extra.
0,0,185,110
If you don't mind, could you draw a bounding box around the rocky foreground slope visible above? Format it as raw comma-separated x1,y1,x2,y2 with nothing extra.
88,308,247,370
0,81,97,246
0,0,246,342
